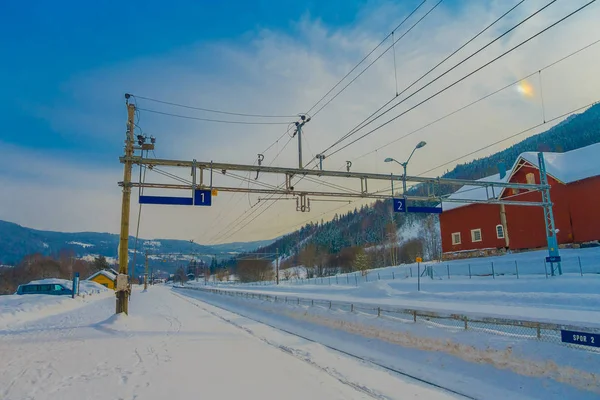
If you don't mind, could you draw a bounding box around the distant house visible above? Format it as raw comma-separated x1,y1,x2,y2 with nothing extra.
87,269,117,290
440,143,600,259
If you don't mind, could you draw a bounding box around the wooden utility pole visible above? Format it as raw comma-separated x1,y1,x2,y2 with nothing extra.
276,248,280,285
144,252,149,291
116,96,136,314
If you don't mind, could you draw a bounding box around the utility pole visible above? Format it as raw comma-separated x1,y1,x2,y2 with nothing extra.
144,252,149,291
276,248,280,285
116,95,136,314
293,115,311,169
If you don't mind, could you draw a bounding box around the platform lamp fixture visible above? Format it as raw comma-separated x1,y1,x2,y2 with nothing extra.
384,140,427,197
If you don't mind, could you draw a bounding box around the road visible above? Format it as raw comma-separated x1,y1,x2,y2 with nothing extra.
0,286,460,400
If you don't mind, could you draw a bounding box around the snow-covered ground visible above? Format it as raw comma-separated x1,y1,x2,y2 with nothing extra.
1,286,464,400
176,287,600,399
197,274,600,328
0,279,110,329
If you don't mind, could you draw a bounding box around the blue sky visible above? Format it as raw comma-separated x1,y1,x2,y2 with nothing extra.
1,0,599,243
0,0,369,158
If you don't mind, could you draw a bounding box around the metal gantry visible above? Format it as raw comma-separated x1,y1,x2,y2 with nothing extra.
116,99,564,314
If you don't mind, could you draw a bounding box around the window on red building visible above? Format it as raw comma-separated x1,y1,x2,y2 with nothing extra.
471,229,482,242
452,232,461,245
496,225,505,239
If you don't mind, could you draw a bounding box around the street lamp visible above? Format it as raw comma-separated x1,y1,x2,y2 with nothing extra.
384,141,427,197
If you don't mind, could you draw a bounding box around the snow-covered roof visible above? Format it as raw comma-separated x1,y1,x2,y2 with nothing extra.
87,269,117,281
442,143,600,212
442,173,508,211
517,142,600,184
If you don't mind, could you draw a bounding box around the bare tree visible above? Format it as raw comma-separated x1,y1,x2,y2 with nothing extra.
298,243,318,278
237,259,274,283
420,215,442,261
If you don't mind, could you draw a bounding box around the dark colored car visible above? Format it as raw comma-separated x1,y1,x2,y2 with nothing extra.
16,283,73,296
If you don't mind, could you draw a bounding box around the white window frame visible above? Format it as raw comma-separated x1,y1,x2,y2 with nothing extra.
496,224,505,239
471,228,482,243
526,172,536,184
451,232,461,245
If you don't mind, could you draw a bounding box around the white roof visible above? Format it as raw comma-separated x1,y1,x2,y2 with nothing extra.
87,270,117,281
442,173,508,211
518,142,600,184
442,143,600,212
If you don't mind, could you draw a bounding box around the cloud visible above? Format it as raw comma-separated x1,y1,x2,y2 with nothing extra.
4,0,600,243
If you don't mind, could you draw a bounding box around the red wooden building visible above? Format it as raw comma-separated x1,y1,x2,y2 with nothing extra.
440,143,600,259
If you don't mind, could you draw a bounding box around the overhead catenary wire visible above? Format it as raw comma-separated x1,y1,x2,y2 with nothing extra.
319,0,527,155
324,0,597,158
131,94,297,118
418,100,600,177
304,0,428,117
310,0,444,119
137,107,293,125
346,36,600,163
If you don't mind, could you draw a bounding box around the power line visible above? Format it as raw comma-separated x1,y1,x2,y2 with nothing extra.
324,0,597,158
308,0,434,118
418,100,599,177
320,0,528,154
137,107,293,125
347,37,600,162
132,94,297,118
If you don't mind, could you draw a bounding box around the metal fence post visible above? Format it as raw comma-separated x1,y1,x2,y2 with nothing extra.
515,260,519,279
351,304,354,312
365,273,368,282
392,271,395,279
537,324,541,339
378,272,381,280
355,275,358,286
377,307,381,317
336,276,338,284
578,256,583,276
464,317,468,330
491,262,495,279
311,299,314,306
329,277,331,285
329,301,332,309
346,275,349,284
417,262,421,291
468,264,471,279
410,267,413,277
413,310,417,322
544,260,549,278
447,264,450,279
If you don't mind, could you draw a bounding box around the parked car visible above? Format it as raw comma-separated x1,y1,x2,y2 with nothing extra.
16,283,73,296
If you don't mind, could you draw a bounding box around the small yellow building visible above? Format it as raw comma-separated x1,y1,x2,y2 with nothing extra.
87,270,117,290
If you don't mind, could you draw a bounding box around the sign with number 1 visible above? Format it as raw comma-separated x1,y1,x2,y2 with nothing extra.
194,189,212,206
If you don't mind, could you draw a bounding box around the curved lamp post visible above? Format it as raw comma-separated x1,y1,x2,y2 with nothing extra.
384,141,427,197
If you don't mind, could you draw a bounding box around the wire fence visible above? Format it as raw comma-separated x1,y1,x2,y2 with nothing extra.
175,285,600,352
209,252,600,287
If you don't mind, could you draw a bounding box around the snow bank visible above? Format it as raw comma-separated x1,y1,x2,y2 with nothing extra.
195,273,600,327
0,278,111,329
178,288,600,399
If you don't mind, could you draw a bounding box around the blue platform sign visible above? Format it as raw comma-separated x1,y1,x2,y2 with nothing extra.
393,198,406,213
407,206,442,214
139,195,193,205
546,255,562,263
194,189,212,206
561,329,600,348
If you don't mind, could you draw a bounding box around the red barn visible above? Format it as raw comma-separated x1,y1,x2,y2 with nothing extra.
440,143,600,259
